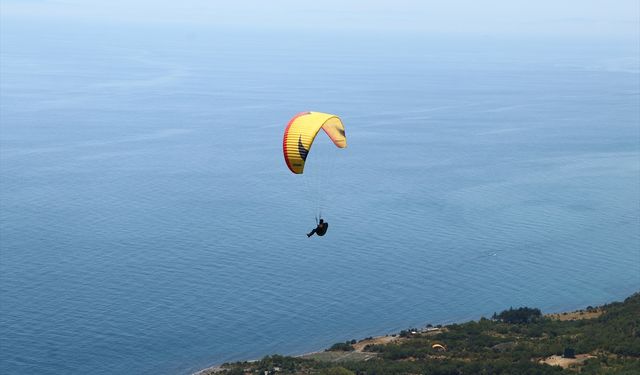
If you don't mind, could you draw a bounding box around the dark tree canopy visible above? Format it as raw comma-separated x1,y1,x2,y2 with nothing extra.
494,307,542,324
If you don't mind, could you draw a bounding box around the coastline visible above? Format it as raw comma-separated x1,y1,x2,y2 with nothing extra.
192,298,614,375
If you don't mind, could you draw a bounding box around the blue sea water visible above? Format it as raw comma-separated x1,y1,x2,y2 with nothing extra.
1,24,639,374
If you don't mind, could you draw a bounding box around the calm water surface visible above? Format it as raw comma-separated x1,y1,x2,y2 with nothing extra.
1,25,639,374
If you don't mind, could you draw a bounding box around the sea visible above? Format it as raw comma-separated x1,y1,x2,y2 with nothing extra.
1,22,639,374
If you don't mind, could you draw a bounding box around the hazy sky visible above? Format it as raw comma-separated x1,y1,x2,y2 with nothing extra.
1,0,639,38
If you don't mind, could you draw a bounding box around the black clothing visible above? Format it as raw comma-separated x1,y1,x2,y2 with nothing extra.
316,222,328,236
307,222,328,237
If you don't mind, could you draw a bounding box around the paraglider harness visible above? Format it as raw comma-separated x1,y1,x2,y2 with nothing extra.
307,217,328,237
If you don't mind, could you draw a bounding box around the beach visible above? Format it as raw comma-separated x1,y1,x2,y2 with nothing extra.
193,300,620,374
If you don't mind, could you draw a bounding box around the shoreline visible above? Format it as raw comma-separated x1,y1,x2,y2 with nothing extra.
192,299,612,375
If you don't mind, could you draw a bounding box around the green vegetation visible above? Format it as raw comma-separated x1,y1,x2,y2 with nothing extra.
327,341,355,352
212,293,640,375
398,328,419,338
493,307,542,324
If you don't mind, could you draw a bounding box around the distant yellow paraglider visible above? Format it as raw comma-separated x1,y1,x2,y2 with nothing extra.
432,343,447,351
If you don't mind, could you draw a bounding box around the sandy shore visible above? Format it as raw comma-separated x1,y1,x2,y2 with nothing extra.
193,305,602,374
193,327,443,374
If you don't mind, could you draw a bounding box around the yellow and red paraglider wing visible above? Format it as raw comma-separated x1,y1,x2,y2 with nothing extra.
283,111,347,174
320,116,347,149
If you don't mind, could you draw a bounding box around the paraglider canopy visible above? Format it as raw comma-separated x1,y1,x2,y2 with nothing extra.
283,111,347,174
432,343,447,351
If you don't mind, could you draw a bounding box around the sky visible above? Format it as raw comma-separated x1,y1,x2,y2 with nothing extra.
1,0,639,38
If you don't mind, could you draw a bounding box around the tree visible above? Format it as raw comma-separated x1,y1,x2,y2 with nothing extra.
327,342,354,352
563,347,575,358
496,307,542,324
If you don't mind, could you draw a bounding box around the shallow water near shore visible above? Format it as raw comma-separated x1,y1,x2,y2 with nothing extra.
1,25,639,374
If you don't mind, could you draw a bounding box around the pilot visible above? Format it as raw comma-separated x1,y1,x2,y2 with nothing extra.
307,219,328,238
